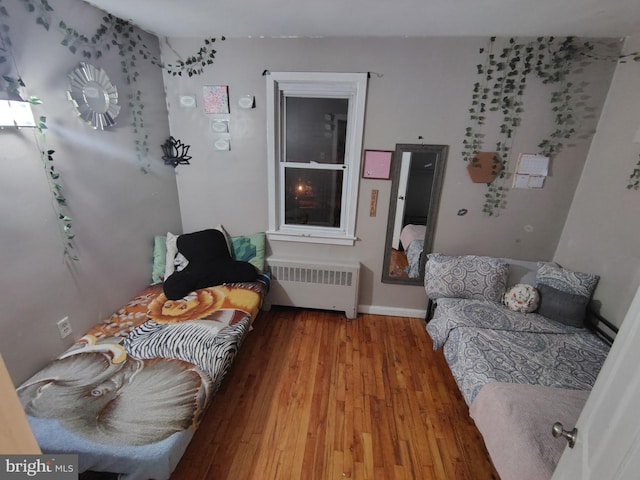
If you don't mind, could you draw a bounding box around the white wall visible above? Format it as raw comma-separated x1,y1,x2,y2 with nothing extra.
555,34,640,326
161,36,617,315
0,0,181,384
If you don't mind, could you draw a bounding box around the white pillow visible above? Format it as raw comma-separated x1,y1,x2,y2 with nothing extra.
164,232,179,279
215,224,233,256
503,283,540,313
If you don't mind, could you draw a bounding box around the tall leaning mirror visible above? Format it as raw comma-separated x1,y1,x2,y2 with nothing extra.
382,144,448,285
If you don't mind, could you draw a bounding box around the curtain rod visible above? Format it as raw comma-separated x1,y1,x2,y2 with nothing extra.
261,70,383,78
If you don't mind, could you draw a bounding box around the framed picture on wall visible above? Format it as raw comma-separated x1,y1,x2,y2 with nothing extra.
362,150,393,179
202,85,230,114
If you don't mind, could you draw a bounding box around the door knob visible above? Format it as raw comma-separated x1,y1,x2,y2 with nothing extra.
552,422,578,448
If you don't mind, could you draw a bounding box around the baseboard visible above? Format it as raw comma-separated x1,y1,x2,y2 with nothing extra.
262,303,427,319
358,304,427,319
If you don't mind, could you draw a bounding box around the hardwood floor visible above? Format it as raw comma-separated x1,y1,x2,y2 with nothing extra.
388,248,410,279
170,307,499,480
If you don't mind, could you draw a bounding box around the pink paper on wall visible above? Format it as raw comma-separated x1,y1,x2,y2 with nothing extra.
202,85,229,114
362,150,392,179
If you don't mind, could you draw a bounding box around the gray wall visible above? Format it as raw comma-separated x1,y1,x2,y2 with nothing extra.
4,10,636,385
555,34,640,326
161,36,618,317
0,0,181,384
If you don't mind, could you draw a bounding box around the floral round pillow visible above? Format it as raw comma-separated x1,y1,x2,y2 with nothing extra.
503,283,540,313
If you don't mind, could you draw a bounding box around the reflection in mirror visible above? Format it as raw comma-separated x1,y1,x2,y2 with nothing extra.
382,144,448,285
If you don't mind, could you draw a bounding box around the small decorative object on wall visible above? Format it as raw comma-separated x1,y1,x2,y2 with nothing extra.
467,151,502,183
512,153,549,189
238,95,255,109
214,138,231,151
362,150,393,179
67,62,120,130
369,189,379,216
179,95,197,108
211,119,229,133
161,136,192,167
203,85,229,114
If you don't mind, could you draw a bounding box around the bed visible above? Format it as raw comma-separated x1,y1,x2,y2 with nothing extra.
16,228,269,480
423,253,615,479
427,296,611,405
399,223,426,278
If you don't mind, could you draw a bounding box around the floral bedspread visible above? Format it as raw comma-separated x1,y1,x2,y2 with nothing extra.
17,275,269,480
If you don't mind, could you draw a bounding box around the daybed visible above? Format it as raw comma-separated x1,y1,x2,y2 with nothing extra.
17,228,269,480
423,254,615,480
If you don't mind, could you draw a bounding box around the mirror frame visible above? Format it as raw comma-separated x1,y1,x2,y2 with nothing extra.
67,62,120,130
381,143,448,285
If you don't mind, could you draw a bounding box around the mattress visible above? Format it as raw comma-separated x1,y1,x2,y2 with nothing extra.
17,275,269,480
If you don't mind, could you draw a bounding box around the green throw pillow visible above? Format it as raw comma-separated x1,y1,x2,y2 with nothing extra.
231,232,265,272
151,235,167,284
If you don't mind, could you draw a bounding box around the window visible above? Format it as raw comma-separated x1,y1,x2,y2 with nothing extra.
266,72,368,245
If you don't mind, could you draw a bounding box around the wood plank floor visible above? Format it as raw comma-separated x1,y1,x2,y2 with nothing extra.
170,307,499,480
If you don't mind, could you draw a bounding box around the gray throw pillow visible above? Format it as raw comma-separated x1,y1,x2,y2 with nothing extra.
536,283,589,328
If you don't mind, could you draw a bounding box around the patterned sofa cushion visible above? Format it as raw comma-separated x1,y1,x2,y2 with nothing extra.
424,254,509,303
536,262,599,299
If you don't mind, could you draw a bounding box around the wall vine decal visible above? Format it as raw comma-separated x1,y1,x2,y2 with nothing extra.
0,4,77,260
0,0,226,259
628,154,640,190
16,0,225,172
464,36,640,216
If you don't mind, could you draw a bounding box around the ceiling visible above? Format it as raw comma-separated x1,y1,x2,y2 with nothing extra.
83,0,640,39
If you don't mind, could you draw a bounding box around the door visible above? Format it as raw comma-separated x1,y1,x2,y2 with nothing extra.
552,284,640,479
391,151,411,249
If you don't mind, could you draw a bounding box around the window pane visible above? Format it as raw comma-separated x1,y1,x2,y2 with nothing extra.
284,167,343,227
284,97,348,164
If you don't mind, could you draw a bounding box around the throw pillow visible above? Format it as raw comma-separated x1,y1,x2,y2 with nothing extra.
151,235,167,285
536,283,589,328
177,228,232,263
503,283,540,313
163,229,258,300
536,262,599,299
231,232,266,272
424,254,509,303
163,258,258,300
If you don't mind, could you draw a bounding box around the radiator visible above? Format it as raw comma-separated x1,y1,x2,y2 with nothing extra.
265,258,360,319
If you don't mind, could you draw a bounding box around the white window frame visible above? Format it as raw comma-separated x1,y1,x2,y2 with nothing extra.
266,71,368,246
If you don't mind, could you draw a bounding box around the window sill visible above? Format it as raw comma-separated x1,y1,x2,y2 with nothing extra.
266,230,357,246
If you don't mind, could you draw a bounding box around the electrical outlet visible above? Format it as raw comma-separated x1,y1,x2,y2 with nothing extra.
56,316,72,338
